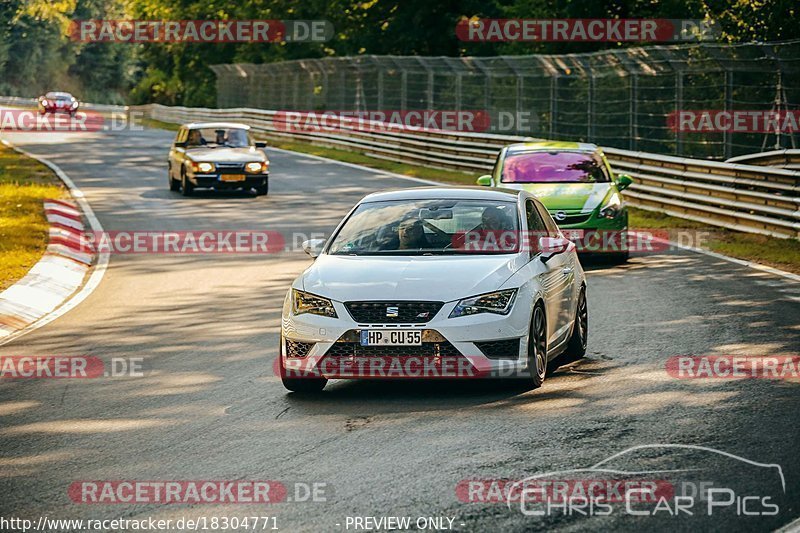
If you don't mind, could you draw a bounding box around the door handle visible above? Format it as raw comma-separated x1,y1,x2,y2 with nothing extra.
562,267,573,275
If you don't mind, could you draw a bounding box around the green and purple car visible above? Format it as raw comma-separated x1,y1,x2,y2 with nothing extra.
477,141,634,261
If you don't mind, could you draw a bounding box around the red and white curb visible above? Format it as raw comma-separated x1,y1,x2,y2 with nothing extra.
0,199,94,337
0,139,108,345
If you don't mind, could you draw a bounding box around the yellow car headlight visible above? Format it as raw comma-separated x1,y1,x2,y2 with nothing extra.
192,162,215,173
292,289,337,318
599,192,622,219
245,161,266,173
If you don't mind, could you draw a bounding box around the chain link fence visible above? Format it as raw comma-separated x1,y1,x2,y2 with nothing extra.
211,40,800,160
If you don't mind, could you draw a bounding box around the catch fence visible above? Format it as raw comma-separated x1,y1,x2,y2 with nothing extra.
211,40,800,160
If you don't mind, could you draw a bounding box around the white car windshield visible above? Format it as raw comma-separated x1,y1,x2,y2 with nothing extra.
328,199,519,255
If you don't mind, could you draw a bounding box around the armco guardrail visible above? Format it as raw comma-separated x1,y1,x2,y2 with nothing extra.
19,100,797,240
727,149,800,171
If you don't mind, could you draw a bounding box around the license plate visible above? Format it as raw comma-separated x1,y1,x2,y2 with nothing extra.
360,330,422,346
221,174,245,182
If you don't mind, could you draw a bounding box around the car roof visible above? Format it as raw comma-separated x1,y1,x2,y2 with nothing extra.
360,186,525,203
506,141,599,154
185,122,251,130
45,92,73,98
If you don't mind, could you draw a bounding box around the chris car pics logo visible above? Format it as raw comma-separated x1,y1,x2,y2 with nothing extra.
497,444,785,518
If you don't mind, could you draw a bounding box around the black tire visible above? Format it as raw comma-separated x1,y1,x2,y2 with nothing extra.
524,303,548,389
254,180,268,196
610,222,630,263
168,165,180,191
563,286,588,361
181,168,194,197
279,354,327,393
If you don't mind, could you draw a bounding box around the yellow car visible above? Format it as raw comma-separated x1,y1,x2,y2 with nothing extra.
168,122,270,196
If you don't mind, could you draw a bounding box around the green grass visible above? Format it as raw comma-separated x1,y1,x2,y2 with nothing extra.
628,207,709,230
141,121,800,274
706,232,800,273
0,144,66,291
139,117,181,132
630,207,800,274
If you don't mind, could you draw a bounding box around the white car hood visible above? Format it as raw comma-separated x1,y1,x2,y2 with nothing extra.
301,254,526,302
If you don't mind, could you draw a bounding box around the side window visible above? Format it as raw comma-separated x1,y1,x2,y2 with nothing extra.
526,199,547,238
595,152,612,182
603,159,616,181
174,128,186,145
534,201,560,237
599,163,611,182
492,149,505,181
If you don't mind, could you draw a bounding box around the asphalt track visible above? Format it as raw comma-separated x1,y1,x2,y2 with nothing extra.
0,126,799,532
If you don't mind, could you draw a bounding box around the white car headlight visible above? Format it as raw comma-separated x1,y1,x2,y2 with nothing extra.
245,161,266,173
192,162,215,173
449,289,517,318
599,192,622,219
292,289,337,318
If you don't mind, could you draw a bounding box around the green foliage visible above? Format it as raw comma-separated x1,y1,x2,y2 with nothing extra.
703,0,800,43
0,0,797,105
0,0,131,101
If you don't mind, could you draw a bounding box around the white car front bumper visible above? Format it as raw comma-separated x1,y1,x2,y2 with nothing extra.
280,292,534,380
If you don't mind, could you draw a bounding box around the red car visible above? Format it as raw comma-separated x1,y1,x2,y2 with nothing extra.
37,92,79,115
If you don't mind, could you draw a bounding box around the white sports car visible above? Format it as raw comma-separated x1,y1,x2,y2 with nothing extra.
279,187,587,392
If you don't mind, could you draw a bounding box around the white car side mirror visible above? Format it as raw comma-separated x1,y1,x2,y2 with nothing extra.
538,236,572,263
302,238,326,258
